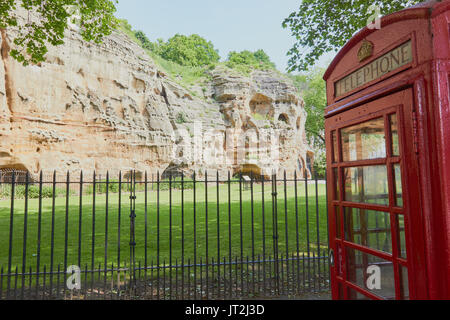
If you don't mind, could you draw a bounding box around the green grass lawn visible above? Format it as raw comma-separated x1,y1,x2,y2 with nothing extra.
0,181,329,274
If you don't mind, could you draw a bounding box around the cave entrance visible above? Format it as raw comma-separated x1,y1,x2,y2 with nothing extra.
249,94,274,119
0,165,32,183
278,113,289,125
234,164,270,181
123,171,143,182
161,163,187,181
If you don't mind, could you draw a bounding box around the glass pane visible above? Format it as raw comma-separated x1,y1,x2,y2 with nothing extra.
346,247,396,300
400,266,410,300
332,131,339,163
341,117,386,162
397,215,407,259
393,164,403,207
333,168,340,200
344,208,392,254
335,206,341,238
390,114,400,156
344,166,389,205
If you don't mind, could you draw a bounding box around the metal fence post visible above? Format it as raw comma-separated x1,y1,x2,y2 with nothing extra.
129,170,137,296
271,172,280,295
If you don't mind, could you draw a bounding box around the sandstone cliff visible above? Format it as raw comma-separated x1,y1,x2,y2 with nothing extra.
0,20,312,179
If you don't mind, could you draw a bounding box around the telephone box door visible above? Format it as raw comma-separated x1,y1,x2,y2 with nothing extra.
326,89,428,300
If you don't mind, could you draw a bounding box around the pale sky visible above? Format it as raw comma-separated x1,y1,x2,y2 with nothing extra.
115,0,335,73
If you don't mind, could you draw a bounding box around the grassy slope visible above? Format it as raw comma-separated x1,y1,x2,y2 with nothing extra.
116,21,294,96
117,22,212,93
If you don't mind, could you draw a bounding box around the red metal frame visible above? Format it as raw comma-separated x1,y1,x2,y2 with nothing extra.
327,90,424,300
324,1,450,300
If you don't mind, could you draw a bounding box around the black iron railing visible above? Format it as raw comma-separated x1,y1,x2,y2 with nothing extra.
0,170,330,300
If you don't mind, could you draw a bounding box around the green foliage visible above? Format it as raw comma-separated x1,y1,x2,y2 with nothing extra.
119,22,279,86
176,112,187,124
152,52,210,88
252,113,273,121
313,152,326,179
226,49,276,74
290,67,327,150
0,0,117,66
118,18,133,33
84,179,129,195
157,34,220,67
282,0,419,71
134,30,157,52
81,179,195,195
157,180,194,191
0,185,75,199
119,21,277,87
290,67,328,177
116,23,212,89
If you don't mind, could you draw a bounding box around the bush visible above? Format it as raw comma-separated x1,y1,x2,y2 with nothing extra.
84,179,131,195
157,34,220,67
176,112,187,124
226,49,276,74
313,152,326,179
118,19,133,33
134,30,157,52
0,184,74,199
157,180,194,191
252,113,273,121
117,21,213,90
81,178,195,195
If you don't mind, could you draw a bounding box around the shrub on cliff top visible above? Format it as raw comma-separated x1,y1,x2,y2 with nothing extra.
120,22,279,85
226,49,276,74
134,30,158,52
156,34,220,67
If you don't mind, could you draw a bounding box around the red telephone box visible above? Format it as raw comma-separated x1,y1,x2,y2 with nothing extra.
324,1,450,300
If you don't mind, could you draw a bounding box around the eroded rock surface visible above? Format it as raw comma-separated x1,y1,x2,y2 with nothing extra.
0,20,313,179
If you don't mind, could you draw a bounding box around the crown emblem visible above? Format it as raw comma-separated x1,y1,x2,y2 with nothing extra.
358,40,374,62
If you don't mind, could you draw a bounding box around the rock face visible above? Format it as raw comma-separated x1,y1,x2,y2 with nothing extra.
0,21,313,179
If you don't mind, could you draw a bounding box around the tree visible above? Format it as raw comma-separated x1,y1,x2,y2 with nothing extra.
0,0,117,66
282,0,420,72
134,30,156,52
157,34,220,67
292,67,327,148
291,67,328,177
226,49,276,73
253,49,276,69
